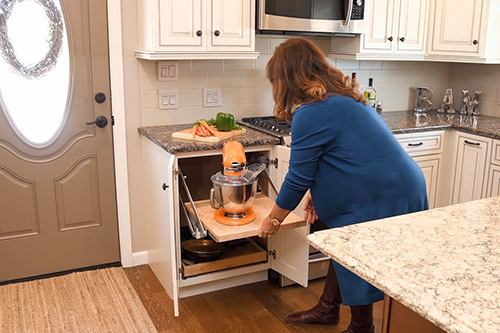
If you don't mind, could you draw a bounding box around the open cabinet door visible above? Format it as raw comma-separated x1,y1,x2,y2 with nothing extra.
141,139,179,316
268,145,309,287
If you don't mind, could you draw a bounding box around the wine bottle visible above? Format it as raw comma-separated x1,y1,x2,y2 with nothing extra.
364,77,377,107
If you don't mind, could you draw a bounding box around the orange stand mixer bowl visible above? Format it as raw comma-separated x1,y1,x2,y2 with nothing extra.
210,141,256,225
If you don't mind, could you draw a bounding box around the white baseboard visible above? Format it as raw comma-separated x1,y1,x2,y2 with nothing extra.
131,251,148,266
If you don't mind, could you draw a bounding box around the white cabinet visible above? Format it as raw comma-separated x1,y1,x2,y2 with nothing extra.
451,132,492,204
426,0,500,63
136,0,258,60
394,131,444,209
141,140,309,316
330,0,428,60
486,139,500,197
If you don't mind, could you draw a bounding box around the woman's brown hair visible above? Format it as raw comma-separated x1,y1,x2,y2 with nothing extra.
266,38,366,122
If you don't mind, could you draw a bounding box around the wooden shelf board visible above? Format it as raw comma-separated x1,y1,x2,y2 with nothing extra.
182,240,267,278
185,194,306,242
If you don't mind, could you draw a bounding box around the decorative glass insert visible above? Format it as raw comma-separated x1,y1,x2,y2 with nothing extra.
0,0,70,145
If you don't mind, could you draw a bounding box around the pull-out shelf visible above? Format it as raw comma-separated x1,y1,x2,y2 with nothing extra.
185,193,306,242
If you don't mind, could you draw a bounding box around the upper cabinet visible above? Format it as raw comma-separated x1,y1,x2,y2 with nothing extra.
330,0,500,63
136,0,258,60
426,0,500,63
330,0,429,60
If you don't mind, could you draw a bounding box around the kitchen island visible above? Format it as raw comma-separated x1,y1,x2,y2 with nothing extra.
308,196,500,333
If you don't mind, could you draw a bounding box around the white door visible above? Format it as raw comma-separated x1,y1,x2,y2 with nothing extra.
268,146,309,287
362,0,396,51
487,165,500,198
452,135,490,204
159,0,204,48
208,0,254,51
0,0,119,282
396,0,428,52
413,155,441,209
430,0,483,54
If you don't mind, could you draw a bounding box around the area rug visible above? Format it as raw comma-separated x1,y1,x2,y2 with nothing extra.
0,267,157,332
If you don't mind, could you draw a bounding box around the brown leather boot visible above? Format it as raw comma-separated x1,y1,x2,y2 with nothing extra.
286,263,342,325
341,304,374,333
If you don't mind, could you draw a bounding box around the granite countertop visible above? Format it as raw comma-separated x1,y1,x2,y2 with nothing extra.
138,110,500,154
138,124,280,154
308,196,500,333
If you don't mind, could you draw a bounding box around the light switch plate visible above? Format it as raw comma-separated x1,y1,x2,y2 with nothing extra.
159,90,178,109
203,88,222,107
158,61,178,82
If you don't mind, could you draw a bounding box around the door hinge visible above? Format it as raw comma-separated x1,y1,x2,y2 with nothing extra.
268,249,276,260
179,266,184,276
111,115,115,126
272,158,278,169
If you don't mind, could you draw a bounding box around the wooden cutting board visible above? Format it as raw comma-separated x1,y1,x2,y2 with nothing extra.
172,127,246,142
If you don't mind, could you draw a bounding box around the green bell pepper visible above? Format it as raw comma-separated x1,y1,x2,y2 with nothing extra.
216,112,234,132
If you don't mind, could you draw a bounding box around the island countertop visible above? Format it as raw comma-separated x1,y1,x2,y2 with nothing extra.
308,196,500,333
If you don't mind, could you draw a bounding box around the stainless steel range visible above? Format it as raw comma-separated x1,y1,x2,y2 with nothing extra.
240,116,292,146
241,116,329,286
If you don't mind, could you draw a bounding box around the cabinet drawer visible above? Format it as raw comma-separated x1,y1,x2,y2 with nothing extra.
394,131,444,157
185,193,306,242
492,140,500,166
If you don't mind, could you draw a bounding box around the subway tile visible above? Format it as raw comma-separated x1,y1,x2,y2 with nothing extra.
178,60,192,72
240,70,270,87
139,60,157,73
206,105,241,120
336,59,360,70
141,90,158,108
209,71,240,87
382,61,405,70
380,98,413,112
178,89,202,107
404,61,424,71
223,87,273,105
376,83,413,99
326,57,337,67
139,72,176,91
308,37,332,54
391,70,414,84
370,70,393,84
239,103,275,118
255,36,271,54
224,59,255,71
255,54,273,71
360,60,383,70
270,37,288,53
175,71,209,89
192,60,223,71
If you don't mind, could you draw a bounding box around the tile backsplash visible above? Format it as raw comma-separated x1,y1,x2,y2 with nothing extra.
139,36,451,126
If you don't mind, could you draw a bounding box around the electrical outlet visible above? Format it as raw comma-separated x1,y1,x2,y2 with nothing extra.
159,90,178,109
203,88,222,107
158,61,178,82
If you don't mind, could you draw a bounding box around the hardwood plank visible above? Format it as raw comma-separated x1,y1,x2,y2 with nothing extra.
125,265,385,333
185,194,307,242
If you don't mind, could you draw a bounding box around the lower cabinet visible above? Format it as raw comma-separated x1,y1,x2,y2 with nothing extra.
487,165,500,197
451,132,492,204
413,155,441,209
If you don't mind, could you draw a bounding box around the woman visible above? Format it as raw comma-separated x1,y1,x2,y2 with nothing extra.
258,38,428,333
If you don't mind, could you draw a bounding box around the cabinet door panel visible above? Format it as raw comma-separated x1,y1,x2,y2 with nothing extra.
209,0,253,49
413,155,440,209
362,0,395,51
430,0,482,54
159,0,203,47
397,0,427,52
452,135,490,204
487,165,500,197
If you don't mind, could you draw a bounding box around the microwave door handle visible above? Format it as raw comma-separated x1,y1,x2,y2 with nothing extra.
343,0,354,27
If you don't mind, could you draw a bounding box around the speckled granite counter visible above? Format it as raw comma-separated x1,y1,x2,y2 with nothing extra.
138,124,280,154
138,111,500,154
382,110,500,140
308,196,500,333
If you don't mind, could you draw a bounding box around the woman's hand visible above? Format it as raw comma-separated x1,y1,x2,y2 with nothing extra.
258,215,281,239
304,193,319,224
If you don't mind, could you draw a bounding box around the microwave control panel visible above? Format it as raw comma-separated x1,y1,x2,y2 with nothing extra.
351,0,364,20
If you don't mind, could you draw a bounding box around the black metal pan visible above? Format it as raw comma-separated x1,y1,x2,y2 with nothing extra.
181,239,225,262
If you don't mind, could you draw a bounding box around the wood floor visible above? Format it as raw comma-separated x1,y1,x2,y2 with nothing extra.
125,265,384,333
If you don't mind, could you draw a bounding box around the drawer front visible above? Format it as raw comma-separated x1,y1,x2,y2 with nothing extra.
394,131,444,157
492,140,500,166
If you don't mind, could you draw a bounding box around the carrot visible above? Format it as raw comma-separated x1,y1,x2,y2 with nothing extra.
200,120,216,136
200,126,210,137
198,126,208,137
196,126,204,137
192,125,197,139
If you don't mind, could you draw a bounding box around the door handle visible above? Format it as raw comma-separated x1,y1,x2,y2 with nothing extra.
86,116,108,128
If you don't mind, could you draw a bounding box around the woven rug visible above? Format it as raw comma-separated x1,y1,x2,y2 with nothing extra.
0,267,157,333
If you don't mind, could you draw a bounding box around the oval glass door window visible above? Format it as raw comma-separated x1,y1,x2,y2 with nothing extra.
0,0,70,146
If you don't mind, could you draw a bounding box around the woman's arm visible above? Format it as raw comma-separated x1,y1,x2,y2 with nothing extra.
258,203,290,238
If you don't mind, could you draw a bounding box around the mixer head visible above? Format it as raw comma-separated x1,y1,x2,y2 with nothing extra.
222,141,247,176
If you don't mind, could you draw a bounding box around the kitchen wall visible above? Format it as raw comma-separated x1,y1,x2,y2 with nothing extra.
448,63,500,117
138,37,452,127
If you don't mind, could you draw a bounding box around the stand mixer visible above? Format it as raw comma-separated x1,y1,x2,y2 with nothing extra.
210,141,264,226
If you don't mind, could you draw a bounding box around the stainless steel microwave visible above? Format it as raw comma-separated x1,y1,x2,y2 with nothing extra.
257,0,364,36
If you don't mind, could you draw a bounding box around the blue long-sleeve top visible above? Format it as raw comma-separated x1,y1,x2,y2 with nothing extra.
276,95,428,228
